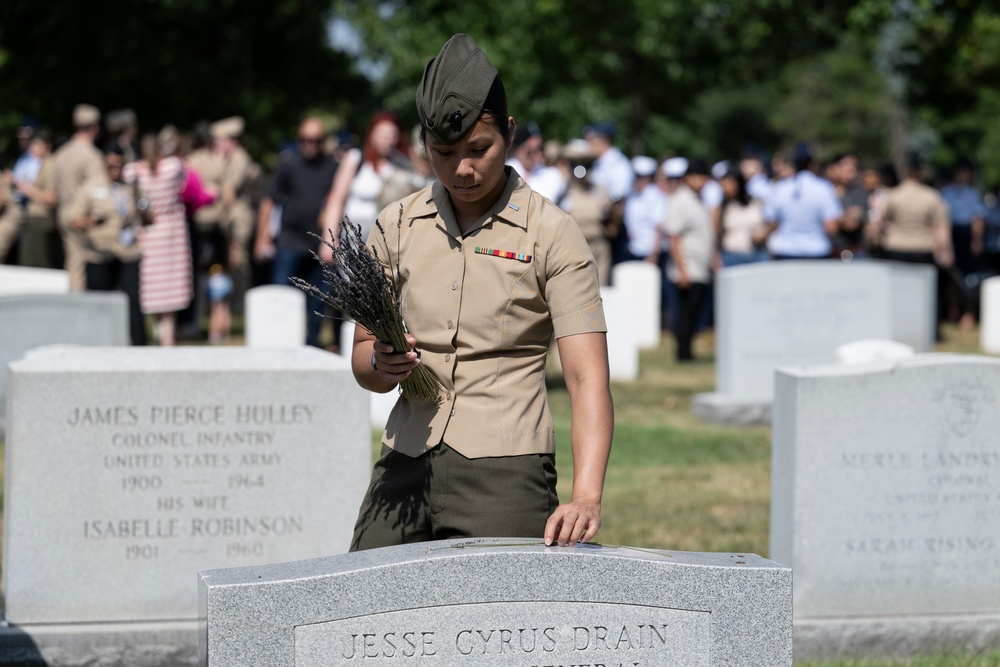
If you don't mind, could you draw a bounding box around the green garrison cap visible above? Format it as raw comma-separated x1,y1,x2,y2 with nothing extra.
416,34,498,145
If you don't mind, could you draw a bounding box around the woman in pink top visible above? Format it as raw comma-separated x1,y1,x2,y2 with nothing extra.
128,126,193,346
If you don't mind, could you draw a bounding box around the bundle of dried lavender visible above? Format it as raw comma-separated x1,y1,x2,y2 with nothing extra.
291,212,443,403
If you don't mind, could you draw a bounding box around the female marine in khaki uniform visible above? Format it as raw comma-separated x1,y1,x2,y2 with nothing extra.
350,34,613,551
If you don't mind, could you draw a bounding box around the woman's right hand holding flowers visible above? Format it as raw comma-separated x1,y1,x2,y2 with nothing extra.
371,333,420,385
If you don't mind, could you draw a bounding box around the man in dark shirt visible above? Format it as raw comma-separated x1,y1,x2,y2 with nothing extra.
830,152,869,260
254,117,338,346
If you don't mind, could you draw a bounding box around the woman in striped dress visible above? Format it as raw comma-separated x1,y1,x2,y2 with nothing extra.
128,126,193,346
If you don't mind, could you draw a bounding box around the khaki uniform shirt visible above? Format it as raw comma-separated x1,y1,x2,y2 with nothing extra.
0,179,22,260
66,178,143,264
25,158,56,219
52,135,107,227
561,182,613,286
663,184,714,284
189,146,255,225
369,169,606,459
882,179,949,253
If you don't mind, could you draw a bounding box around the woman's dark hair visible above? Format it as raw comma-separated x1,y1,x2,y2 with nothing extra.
722,169,751,207
420,75,512,145
719,168,752,232
482,75,511,139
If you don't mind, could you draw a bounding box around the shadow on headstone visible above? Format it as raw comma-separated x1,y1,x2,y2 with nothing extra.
0,623,45,666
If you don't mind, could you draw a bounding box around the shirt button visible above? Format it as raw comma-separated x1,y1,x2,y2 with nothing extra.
446,392,452,401
451,282,458,290
447,320,454,329
444,354,451,362
451,409,455,416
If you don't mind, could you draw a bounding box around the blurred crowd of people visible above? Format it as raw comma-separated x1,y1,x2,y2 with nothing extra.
0,106,264,346
517,123,1000,359
3,106,997,356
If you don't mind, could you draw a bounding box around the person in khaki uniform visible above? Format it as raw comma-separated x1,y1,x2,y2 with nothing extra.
350,34,613,551
873,156,953,337
187,117,258,336
51,104,107,291
877,156,952,264
14,131,59,267
66,148,146,344
0,177,23,263
556,140,613,285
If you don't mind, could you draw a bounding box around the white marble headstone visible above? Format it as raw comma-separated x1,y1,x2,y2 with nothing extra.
0,265,70,295
245,285,306,348
340,320,396,427
981,276,1000,355
771,355,1000,618
0,292,128,433
611,261,661,349
600,286,639,381
836,339,915,366
201,539,792,667
695,261,936,425
886,261,936,352
3,347,369,624
716,261,894,396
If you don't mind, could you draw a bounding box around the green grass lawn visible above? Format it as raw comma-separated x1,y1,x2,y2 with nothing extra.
0,323,995,665
549,333,773,555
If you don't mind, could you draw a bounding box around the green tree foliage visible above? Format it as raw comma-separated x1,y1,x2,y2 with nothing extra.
771,38,896,164
0,0,369,162
850,0,1000,183
4,0,1000,183
337,0,856,158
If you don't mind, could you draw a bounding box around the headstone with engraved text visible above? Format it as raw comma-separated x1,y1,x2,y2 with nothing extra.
693,260,934,425
771,355,1000,658
3,346,368,626
200,538,792,666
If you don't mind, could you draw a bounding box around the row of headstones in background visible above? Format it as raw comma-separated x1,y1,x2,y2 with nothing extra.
242,265,655,383
693,260,937,425
772,354,1000,660
200,538,792,666
982,276,1000,354
2,347,369,665
0,292,129,437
